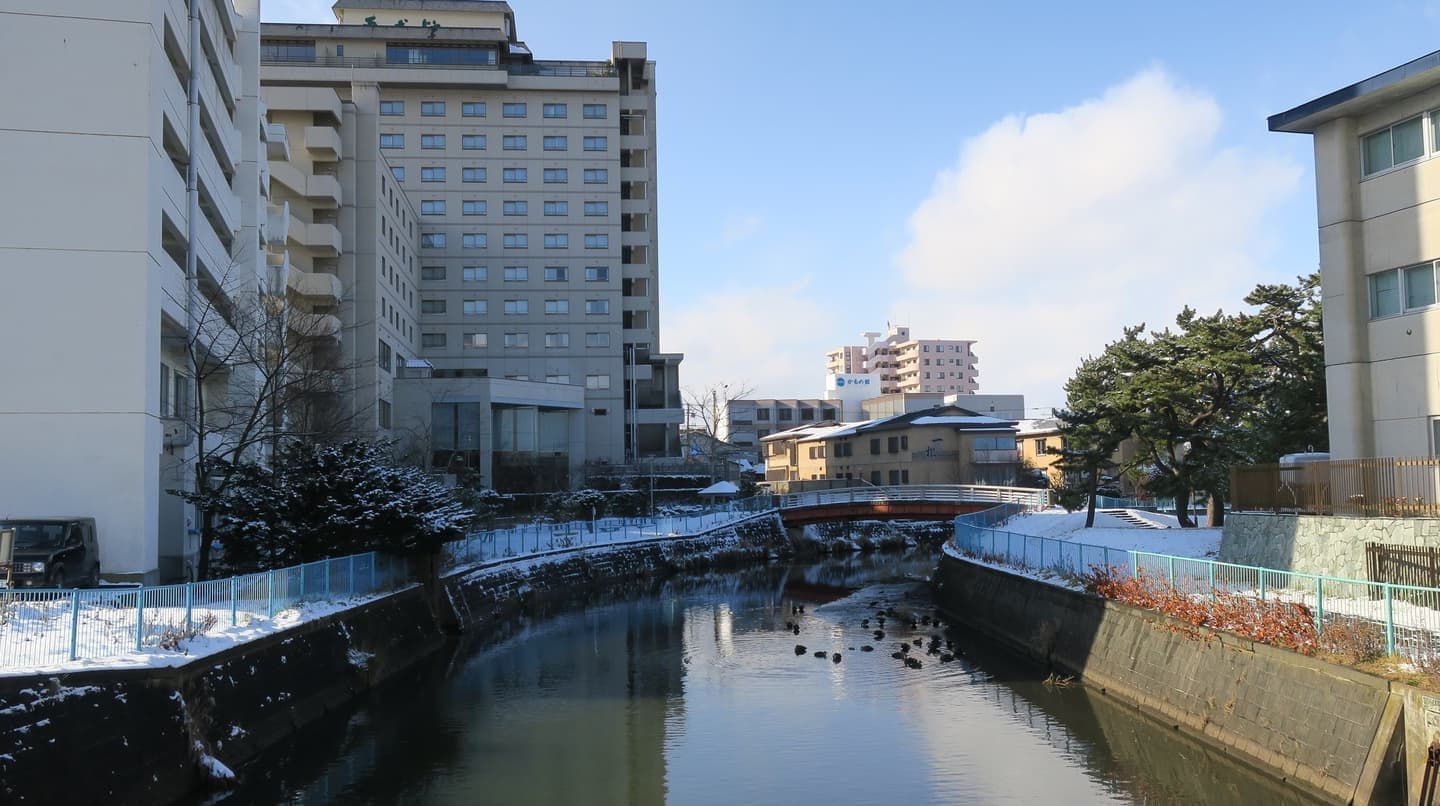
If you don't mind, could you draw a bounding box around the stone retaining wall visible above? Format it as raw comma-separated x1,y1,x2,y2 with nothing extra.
933,555,1406,804
1221,512,1440,579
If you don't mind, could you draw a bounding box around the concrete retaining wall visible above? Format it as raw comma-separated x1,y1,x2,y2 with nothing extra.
933,554,1406,804
1221,512,1440,579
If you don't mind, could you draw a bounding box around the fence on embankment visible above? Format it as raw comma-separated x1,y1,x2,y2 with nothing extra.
952,507,1440,661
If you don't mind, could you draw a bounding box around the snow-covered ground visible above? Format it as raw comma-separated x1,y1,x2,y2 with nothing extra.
996,509,1221,559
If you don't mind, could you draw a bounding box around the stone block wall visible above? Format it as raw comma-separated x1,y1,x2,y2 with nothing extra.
1221,512,1440,579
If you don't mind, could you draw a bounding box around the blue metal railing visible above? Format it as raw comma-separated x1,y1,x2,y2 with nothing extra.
951,507,1440,660
444,497,777,570
0,551,406,669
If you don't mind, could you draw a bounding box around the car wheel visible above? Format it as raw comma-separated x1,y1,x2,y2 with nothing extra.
47,566,65,589
86,564,100,588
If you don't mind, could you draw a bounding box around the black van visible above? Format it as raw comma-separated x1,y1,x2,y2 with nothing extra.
0,518,101,588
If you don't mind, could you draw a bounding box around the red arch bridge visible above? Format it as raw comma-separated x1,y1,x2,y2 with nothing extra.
772,485,1049,526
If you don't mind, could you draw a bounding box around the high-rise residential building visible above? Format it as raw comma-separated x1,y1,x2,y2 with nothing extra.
0,0,266,581
261,0,683,483
825,325,978,396
1270,50,1440,459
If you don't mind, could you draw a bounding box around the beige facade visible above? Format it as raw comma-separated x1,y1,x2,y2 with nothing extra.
1272,50,1440,459
762,406,1019,486
260,0,682,471
825,325,978,396
1016,418,1063,483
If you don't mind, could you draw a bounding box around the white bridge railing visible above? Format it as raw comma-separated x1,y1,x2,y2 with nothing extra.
776,485,1049,512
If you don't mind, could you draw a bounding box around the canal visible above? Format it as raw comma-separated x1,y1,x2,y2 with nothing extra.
223,552,1321,805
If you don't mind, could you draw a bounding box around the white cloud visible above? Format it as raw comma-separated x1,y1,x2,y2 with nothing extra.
721,214,764,243
892,68,1302,413
667,278,836,401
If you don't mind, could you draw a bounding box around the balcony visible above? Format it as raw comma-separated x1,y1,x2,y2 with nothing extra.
262,86,342,123
265,123,290,161
288,217,342,255
287,269,342,305
270,160,341,207
290,311,342,341
264,202,289,246
304,125,341,159
972,449,1019,464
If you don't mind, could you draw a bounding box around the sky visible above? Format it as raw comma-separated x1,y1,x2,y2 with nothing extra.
264,0,1440,417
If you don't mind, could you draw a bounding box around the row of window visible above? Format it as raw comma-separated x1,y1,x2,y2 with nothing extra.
418,299,612,315
415,200,610,217
419,233,610,249
1361,113,1439,176
753,407,838,422
379,131,614,157
1370,260,1439,318
420,266,610,282
419,331,613,352
390,166,608,185
380,101,609,120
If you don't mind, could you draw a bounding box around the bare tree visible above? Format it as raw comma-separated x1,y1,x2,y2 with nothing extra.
681,381,755,453
167,262,373,579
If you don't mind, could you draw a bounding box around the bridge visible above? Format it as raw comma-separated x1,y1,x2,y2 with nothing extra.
773,485,1049,526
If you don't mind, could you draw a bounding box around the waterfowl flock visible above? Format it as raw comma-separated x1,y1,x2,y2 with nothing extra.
784,596,961,673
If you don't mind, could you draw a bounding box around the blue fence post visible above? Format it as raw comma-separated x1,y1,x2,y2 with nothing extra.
1038,537,1044,571
266,571,275,619
348,554,357,596
1384,584,1396,656
1129,550,1139,579
1315,577,1324,633
135,590,145,652
1208,563,1217,602
230,577,238,626
370,552,377,591
1005,531,1012,562
322,560,330,600
1166,557,1176,590
1258,570,1266,602
68,593,81,661
184,582,194,631
300,563,307,600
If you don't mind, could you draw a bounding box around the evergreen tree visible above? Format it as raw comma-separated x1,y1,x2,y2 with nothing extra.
1052,353,1128,528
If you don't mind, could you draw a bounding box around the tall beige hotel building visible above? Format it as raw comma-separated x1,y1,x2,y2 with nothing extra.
0,0,682,581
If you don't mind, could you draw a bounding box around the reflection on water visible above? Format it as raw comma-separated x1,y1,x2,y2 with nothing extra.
224,552,1321,805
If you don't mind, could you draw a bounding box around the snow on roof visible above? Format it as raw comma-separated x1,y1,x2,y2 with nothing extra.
698,480,740,496
909,415,1015,428
1016,418,1061,435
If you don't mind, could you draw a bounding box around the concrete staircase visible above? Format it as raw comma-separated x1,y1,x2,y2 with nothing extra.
1099,508,1169,529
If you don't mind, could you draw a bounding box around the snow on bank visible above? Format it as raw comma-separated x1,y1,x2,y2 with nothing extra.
998,509,1220,559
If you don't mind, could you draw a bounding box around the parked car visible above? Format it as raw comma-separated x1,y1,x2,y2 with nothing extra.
0,517,101,588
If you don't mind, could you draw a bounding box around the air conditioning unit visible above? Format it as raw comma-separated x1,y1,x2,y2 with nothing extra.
163,420,194,449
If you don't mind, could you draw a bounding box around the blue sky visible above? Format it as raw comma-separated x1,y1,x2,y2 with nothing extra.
265,0,1440,416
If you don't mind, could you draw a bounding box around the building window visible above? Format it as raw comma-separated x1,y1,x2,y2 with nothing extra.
1370,262,1440,318
387,44,497,66
1433,417,1440,456
544,234,569,249
545,267,568,282
586,373,611,389
777,408,793,421
583,103,607,119
462,134,486,150
583,168,609,184
379,399,392,429
543,168,568,183
421,333,446,348
463,200,487,216
463,233,487,249
545,332,570,347
755,409,770,421
462,101,486,117
544,299,570,314
463,300,487,316
504,332,528,347
503,102,527,118
583,136,607,152
799,407,814,421
504,299,529,315
463,266,487,282
584,266,609,282
1362,116,1425,176
584,234,609,249
421,299,446,314
421,233,446,248
421,266,446,281
869,438,880,454
421,166,446,182
503,233,528,249
584,201,608,216
380,133,404,149
585,299,609,314
503,200,529,216
376,340,392,374
380,100,404,116
420,200,446,215
503,135,527,151
463,332,487,348
543,103,568,119
421,134,446,149
544,201,569,216
463,167,487,183
503,168,528,183
586,331,610,347
543,136,568,151
503,266,528,281
391,166,405,181
421,101,446,117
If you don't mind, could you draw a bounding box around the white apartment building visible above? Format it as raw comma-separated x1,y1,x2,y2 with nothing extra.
1271,50,1440,459
261,0,683,484
724,399,841,449
0,0,265,581
826,326,979,396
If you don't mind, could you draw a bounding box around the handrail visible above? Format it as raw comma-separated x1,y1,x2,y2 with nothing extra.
777,484,1049,511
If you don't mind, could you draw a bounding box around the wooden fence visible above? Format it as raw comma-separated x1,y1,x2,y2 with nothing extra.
1367,542,1440,600
1230,457,1440,518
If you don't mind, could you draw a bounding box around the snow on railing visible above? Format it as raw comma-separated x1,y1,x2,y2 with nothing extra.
0,552,407,671
777,484,1049,512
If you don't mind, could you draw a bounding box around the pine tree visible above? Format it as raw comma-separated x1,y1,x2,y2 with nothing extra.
1052,353,1128,528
